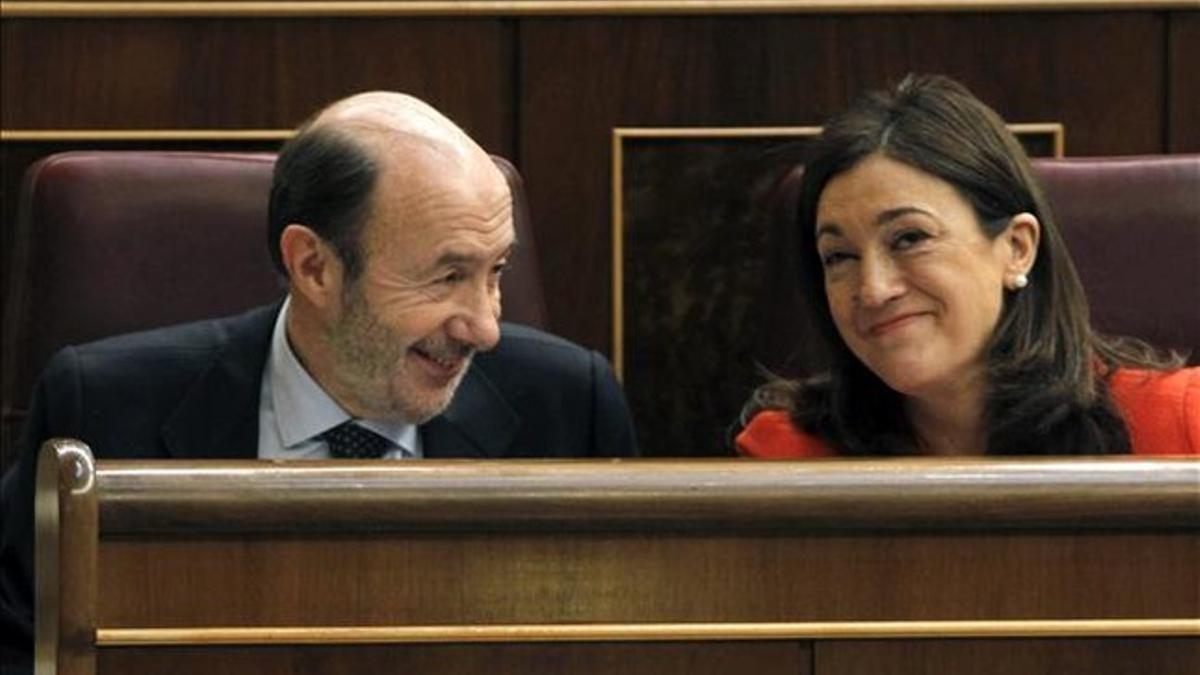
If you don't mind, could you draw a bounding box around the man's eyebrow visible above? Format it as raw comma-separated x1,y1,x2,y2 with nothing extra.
433,240,519,268
815,223,843,241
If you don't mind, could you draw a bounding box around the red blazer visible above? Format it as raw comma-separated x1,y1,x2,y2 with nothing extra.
737,368,1200,457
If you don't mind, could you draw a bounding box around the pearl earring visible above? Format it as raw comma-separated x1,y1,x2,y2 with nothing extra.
1012,273,1029,289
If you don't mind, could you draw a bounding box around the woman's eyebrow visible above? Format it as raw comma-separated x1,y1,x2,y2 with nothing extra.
875,206,936,226
817,206,937,241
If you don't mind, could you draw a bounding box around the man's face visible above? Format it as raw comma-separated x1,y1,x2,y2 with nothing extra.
324,154,515,423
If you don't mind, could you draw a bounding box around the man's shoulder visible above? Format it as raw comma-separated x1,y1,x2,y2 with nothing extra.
494,322,592,354
460,322,637,459
25,302,279,461
479,323,599,373
44,303,280,382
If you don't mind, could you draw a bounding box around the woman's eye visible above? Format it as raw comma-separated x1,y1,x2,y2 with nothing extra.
439,270,465,284
893,229,931,250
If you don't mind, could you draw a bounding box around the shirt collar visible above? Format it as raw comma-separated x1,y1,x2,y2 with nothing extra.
268,297,420,454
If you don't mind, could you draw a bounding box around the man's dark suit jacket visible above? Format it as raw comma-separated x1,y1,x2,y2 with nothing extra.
0,302,638,670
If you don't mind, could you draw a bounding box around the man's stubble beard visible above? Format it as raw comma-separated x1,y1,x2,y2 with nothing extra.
327,283,469,424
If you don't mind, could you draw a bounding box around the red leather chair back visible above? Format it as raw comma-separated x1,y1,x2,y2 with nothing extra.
1035,155,1199,358
0,151,547,465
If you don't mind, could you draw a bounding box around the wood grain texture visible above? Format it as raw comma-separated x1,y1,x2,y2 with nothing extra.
0,17,514,151
95,641,810,675
814,637,1200,675
94,530,1200,627
1,0,1196,17
85,459,1200,629
1167,11,1199,152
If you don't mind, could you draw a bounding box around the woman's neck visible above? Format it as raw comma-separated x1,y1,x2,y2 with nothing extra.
904,374,989,456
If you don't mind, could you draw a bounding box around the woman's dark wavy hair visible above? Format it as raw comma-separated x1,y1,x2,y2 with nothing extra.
746,74,1180,455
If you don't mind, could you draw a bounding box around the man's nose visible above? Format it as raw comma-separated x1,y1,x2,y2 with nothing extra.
855,252,906,308
448,282,501,351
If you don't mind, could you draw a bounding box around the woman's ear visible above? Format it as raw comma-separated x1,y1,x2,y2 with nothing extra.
279,223,344,309
1002,212,1040,289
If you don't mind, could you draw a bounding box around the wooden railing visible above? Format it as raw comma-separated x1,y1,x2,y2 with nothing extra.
36,438,1200,674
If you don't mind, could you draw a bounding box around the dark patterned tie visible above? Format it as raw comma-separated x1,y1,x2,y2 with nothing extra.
321,421,392,459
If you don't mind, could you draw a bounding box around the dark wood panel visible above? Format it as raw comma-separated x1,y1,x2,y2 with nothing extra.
97,641,810,675
0,18,514,152
815,637,1200,675
1167,11,1200,152
519,12,1165,357
98,531,1198,626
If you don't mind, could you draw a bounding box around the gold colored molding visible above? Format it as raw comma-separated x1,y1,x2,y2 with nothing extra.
610,131,624,376
616,127,827,139
0,129,292,142
2,1,1196,19
1010,122,1066,157
98,619,1200,646
610,123,1063,378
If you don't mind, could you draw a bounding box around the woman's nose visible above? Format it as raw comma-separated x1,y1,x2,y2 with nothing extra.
855,252,906,308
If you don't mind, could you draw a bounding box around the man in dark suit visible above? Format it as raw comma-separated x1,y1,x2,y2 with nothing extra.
0,92,637,671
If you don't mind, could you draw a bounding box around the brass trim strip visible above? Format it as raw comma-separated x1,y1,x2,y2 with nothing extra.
611,130,625,379
609,123,1063,378
2,1,1195,19
0,129,292,142
98,619,1200,646
616,126,826,138
1009,122,1066,157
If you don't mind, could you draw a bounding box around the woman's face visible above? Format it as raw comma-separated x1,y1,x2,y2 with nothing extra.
814,153,1024,402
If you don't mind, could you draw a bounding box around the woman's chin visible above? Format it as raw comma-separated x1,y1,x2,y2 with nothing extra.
871,365,941,399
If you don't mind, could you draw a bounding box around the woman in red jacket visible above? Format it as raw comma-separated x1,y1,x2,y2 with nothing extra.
737,74,1197,457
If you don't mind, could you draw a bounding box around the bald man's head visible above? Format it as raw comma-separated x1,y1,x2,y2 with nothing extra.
267,91,515,423
267,91,504,280
311,91,473,151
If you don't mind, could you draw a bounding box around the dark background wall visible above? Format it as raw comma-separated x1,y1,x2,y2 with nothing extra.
1,3,1197,463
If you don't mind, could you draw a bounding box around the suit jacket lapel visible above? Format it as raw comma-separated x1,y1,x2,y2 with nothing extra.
162,303,281,460
422,364,520,459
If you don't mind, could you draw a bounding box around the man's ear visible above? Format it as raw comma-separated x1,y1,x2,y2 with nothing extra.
279,224,343,309
1002,212,1040,283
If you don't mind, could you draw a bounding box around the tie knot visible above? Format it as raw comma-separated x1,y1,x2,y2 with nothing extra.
321,421,392,459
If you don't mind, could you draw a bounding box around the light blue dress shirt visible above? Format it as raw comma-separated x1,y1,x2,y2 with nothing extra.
257,298,421,459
